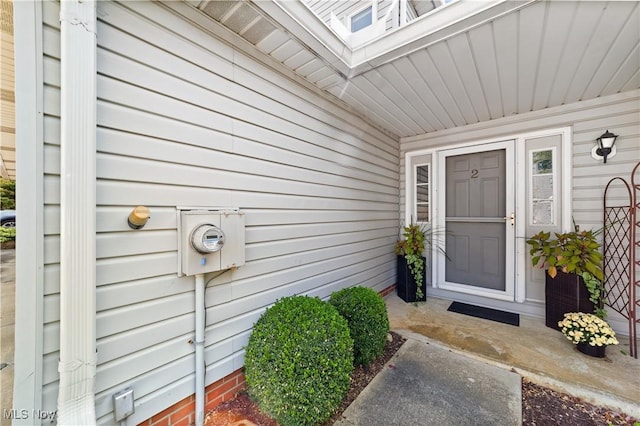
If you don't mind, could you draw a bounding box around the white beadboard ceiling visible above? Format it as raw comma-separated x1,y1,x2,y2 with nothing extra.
194,0,640,138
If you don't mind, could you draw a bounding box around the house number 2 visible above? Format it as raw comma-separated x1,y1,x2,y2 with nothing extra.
471,169,479,179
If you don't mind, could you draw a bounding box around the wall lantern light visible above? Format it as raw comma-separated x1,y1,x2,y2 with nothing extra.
591,130,618,164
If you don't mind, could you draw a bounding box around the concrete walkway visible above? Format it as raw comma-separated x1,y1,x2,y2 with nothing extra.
336,336,521,425
336,294,640,425
384,295,640,418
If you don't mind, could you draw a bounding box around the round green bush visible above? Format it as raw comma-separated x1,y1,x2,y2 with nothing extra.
244,295,354,426
0,227,16,243
329,286,390,366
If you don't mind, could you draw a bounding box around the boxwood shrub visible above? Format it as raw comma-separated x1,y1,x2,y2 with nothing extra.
0,227,15,243
329,286,390,366
244,295,354,426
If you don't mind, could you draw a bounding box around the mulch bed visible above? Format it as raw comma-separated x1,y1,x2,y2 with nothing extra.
322,332,406,425
522,379,638,425
205,332,639,425
0,241,15,250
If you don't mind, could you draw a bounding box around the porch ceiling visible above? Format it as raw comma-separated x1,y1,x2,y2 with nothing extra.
192,0,640,139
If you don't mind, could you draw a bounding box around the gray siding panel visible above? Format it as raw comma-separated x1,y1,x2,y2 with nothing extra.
39,1,399,423
39,0,62,416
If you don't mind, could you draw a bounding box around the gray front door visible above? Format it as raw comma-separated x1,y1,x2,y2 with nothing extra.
440,141,515,298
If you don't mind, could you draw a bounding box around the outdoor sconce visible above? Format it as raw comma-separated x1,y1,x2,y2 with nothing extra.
128,206,150,229
591,130,618,163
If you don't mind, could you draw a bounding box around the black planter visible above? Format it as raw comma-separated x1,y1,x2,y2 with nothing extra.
545,271,596,331
396,255,426,303
576,342,606,358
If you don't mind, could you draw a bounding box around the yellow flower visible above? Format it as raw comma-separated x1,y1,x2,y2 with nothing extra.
560,312,619,346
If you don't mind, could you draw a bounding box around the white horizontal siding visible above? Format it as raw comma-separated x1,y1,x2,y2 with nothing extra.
39,1,62,416
116,1,397,156
38,1,400,424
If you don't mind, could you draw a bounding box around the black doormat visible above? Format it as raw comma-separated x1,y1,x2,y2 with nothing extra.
447,301,520,326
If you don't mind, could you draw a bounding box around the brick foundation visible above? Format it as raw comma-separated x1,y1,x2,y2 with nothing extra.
138,285,395,425
137,369,246,426
379,283,397,297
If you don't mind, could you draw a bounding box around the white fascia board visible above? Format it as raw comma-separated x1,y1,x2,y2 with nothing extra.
258,0,534,78
252,0,353,78
350,0,534,75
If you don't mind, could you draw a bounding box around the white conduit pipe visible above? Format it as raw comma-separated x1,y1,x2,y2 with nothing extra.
195,274,206,426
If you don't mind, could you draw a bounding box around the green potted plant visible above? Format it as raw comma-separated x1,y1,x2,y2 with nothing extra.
526,225,606,330
558,312,619,358
395,223,426,302
394,223,446,303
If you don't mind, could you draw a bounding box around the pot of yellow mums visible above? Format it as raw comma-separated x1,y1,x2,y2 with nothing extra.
558,312,619,358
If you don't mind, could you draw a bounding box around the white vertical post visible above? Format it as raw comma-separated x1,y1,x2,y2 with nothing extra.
57,0,97,424
13,1,45,421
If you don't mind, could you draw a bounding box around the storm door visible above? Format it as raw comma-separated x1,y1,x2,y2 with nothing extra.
438,141,516,300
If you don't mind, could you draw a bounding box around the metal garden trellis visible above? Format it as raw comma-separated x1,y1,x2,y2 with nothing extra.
602,161,639,358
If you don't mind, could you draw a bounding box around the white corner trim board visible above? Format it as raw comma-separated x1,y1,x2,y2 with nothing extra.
57,1,98,425
12,0,45,421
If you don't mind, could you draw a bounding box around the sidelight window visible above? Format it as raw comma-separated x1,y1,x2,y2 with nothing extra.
530,149,555,225
415,164,430,222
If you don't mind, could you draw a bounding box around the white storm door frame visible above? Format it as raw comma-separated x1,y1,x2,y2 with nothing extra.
404,126,572,304
436,140,516,301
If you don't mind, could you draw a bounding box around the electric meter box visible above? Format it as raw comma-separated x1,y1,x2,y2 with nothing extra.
178,209,245,276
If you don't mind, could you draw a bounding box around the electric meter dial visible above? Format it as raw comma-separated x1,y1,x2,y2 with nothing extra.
190,224,225,254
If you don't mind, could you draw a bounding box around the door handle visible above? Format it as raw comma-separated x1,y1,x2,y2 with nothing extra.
503,212,515,226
